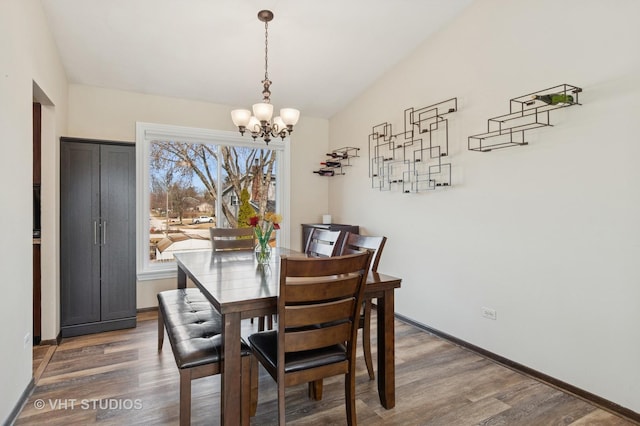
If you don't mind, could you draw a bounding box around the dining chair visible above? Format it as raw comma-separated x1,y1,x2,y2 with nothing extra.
248,251,373,426
340,232,387,380
210,227,273,330
304,228,343,257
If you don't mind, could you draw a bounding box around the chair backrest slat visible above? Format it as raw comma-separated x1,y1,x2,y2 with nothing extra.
304,228,342,258
285,298,356,328
213,238,255,251
210,227,255,252
285,276,361,302
340,233,387,272
284,322,352,353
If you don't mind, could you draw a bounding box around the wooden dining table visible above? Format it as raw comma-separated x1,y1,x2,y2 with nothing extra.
174,248,402,426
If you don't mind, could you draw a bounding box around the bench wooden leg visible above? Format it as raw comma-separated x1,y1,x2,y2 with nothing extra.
158,309,164,351
179,369,191,426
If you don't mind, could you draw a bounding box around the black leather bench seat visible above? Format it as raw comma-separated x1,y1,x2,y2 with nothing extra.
157,288,255,425
158,288,251,368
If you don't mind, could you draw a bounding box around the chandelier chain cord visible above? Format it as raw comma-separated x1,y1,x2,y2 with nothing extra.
264,21,269,83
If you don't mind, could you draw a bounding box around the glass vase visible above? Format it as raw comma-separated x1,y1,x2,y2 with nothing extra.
255,243,271,265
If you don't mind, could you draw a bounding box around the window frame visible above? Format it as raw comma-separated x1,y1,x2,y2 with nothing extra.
135,122,291,280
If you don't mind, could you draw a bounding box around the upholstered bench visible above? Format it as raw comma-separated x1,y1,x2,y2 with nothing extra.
157,288,256,425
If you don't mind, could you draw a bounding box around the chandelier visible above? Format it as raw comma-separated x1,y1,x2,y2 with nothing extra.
231,10,300,145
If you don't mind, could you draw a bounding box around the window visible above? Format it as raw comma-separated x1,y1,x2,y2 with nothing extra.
136,122,290,280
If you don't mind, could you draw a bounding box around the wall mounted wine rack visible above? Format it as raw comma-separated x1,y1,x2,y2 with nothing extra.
368,98,457,193
312,147,360,177
468,83,582,152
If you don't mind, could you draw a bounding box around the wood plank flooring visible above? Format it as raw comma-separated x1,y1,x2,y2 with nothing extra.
16,310,635,425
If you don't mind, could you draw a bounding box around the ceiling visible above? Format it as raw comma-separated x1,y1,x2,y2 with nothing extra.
40,0,473,119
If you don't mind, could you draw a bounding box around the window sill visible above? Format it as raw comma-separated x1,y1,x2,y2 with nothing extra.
137,267,177,282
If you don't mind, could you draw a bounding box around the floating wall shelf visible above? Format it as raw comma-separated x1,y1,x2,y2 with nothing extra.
468,83,582,152
369,98,457,193
312,147,360,177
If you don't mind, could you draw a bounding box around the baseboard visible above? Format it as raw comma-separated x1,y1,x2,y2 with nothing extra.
61,317,136,338
3,377,35,426
394,312,640,425
136,306,158,313
40,330,62,346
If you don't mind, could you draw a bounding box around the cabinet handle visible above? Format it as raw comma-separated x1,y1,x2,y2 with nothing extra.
103,220,107,245
94,221,98,245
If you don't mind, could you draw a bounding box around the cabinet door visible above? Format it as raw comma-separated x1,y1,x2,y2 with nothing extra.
100,144,136,321
60,142,101,326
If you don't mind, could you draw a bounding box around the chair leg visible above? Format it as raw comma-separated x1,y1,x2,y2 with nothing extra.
157,309,164,351
345,371,357,426
278,381,286,426
362,300,375,380
258,315,275,331
308,380,323,400
241,356,251,425
250,356,259,416
179,369,191,426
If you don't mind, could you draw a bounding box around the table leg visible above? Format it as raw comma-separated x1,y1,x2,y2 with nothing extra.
220,311,244,426
376,289,396,409
177,266,186,289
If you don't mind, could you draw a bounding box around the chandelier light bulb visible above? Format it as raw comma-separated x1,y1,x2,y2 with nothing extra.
253,102,274,122
246,116,261,134
231,109,251,128
272,116,286,134
280,108,300,126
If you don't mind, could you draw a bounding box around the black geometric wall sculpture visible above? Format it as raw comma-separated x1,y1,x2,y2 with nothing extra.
368,98,457,193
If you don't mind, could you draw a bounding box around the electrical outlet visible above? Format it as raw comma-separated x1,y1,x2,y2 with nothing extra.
481,307,497,320
24,332,31,348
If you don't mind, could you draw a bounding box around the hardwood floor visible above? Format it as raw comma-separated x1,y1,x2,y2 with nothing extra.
17,310,635,425
31,343,56,385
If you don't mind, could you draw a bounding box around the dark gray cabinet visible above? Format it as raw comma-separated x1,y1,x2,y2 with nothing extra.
60,138,136,337
301,223,359,253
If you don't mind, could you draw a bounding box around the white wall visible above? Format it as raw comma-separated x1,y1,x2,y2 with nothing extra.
67,84,329,308
329,0,640,413
0,0,68,422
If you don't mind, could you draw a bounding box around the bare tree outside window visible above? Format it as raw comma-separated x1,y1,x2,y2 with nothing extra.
148,140,277,262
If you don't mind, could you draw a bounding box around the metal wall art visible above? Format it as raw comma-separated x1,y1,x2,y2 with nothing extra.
468,83,582,152
313,147,360,177
368,98,457,193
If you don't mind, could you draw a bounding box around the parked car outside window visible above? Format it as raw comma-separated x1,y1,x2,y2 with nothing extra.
193,216,214,224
